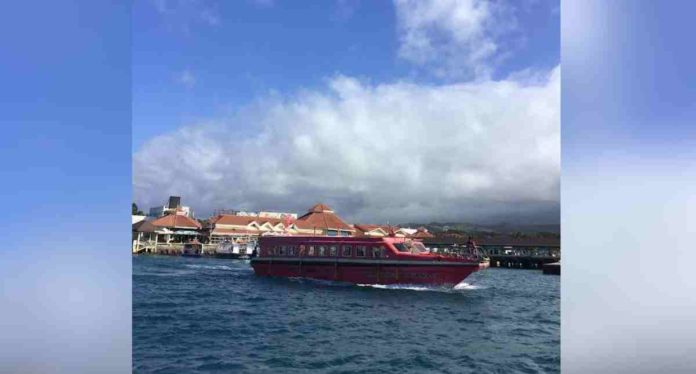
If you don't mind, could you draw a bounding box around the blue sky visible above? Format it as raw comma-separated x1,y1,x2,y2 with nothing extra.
562,1,696,167
1,1,131,372
133,0,559,150
1,0,130,232
562,2,696,372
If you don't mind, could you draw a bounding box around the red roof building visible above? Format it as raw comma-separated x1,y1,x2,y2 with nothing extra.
205,214,289,242
411,227,435,239
150,213,202,230
204,203,356,242
293,203,355,236
354,224,416,238
354,224,390,237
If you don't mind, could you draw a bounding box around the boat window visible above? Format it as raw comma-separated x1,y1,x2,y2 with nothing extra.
356,246,366,257
393,241,429,254
279,246,286,256
299,245,306,256
411,241,428,253
372,247,381,258
329,245,338,257
318,246,327,256
341,245,352,257
289,246,296,256
308,246,315,256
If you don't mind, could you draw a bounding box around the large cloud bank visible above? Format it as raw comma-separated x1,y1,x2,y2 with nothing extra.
134,66,560,224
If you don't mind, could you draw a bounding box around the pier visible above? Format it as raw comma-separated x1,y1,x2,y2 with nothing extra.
132,242,220,256
486,255,558,269
424,240,560,271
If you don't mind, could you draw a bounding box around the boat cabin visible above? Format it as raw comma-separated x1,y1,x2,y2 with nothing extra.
259,236,434,260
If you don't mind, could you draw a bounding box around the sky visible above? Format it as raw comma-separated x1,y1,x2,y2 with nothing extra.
1,1,132,372
133,0,560,224
561,2,696,372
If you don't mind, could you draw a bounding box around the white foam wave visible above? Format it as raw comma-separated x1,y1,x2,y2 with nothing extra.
356,282,485,293
453,282,484,290
134,270,197,277
184,264,234,271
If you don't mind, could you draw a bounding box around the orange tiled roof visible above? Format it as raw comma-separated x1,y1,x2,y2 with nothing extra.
295,203,354,231
308,203,333,213
354,224,388,234
354,224,403,235
150,214,202,229
412,227,434,238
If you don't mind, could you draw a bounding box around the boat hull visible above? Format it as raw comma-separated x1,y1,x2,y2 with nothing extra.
250,258,481,286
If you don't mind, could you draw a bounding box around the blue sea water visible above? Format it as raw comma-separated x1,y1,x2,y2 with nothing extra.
133,256,559,373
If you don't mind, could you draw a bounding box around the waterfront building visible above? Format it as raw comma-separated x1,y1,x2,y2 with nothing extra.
258,211,298,219
205,214,289,243
149,212,202,242
293,203,355,236
353,224,388,237
211,209,298,219
132,220,158,253
148,195,194,219
353,224,417,238
421,234,560,257
204,203,354,242
411,227,435,239
132,212,202,254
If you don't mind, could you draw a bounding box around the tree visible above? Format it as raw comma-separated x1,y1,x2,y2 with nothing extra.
132,202,144,215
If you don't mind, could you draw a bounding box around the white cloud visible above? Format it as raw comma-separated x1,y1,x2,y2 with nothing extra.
134,66,560,223
176,69,196,88
394,0,515,79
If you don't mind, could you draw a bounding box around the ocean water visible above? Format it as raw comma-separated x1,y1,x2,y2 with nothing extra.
133,256,559,373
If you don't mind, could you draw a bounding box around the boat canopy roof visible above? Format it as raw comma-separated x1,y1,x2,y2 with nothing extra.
259,235,419,246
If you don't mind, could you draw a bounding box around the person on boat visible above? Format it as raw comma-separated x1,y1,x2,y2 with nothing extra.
466,236,477,255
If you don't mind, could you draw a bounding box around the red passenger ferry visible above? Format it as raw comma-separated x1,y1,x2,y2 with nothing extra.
250,235,486,287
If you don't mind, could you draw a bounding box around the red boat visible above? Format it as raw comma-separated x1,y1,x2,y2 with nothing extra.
250,235,486,287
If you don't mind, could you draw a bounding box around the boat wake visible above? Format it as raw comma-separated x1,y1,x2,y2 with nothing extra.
133,270,197,277
453,282,485,291
277,276,486,293
184,264,236,271
357,282,484,293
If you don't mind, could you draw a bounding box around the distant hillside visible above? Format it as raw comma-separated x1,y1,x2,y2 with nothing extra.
402,222,561,236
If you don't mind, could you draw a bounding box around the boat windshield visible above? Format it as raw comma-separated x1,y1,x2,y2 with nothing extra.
393,240,429,254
